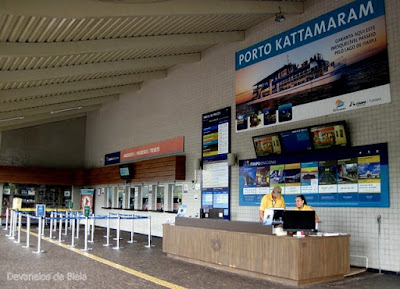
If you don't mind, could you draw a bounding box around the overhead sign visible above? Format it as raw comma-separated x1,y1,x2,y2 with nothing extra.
105,151,121,165
121,136,184,161
235,0,390,132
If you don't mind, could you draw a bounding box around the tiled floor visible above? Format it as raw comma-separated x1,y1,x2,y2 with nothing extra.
0,223,399,289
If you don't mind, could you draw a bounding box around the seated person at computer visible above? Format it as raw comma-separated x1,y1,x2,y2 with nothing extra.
295,194,319,223
259,187,286,222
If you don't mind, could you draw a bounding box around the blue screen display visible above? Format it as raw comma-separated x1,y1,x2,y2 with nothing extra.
280,128,312,154
120,167,129,176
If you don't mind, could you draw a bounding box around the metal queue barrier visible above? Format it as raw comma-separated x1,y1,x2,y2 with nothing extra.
1,209,153,254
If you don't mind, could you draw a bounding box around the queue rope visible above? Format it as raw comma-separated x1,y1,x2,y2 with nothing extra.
4,210,153,254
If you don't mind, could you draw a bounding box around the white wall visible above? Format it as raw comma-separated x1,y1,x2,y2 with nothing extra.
85,0,400,272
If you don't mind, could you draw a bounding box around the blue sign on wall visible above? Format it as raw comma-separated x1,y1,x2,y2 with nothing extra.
201,107,231,219
36,204,46,217
239,143,389,207
104,151,120,165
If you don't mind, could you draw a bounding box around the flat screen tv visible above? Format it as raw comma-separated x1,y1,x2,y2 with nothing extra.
119,164,133,180
309,121,348,150
283,210,316,232
252,133,282,157
279,128,312,154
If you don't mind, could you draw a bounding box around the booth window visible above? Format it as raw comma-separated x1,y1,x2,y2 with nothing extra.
129,187,135,210
142,186,149,210
117,187,124,209
106,187,113,208
173,185,183,212
156,185,164,212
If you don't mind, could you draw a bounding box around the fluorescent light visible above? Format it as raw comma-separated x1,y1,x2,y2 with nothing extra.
0,116,24,123
50,107,82,114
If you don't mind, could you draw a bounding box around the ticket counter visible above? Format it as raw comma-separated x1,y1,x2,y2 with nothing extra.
163,218,350,286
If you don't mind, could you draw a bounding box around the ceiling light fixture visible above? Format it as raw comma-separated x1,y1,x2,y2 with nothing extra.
0,116,24,122
275,6,285,22
51,107,83,114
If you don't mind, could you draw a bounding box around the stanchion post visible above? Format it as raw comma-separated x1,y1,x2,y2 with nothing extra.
11,210,17,240
42,216,45,236
33,216,44,254
81,217,92,251
76,214,80,239
15,212,22,243
3,207,9,230
145,216,155,248
53,211,57,232
64,212,68,235
113,214,122,250
23,214,31,248
58,213,64,242
70,215,75,248
103,214,112,247
89,216,95,243
127,214,137,243
68,211,72,229
49,212,54,239
6,209,13,237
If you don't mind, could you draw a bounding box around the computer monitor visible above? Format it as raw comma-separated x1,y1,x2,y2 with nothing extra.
209,208,225,219
283,210,316,232
263,208,284,225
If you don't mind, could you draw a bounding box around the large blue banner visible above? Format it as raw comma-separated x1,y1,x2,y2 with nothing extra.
235,0,390,132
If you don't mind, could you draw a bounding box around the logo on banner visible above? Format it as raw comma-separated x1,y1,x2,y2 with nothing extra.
349,101,367,107
333,100,346,112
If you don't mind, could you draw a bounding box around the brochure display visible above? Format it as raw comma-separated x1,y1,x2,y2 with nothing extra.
239,143,389,207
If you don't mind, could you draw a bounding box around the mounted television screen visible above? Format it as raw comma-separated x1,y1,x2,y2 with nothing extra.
283,210,316,232
119,164,133,180
252,133,282,157
279,128,312,154
310,121,348,150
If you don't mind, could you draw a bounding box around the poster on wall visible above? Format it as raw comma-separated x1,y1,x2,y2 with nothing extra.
235,0,390,132
202,107,231,161
80,189,94,213
239,143,389,207
201,160,230,216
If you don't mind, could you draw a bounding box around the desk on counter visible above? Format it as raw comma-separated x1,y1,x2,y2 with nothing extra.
163,218,350,286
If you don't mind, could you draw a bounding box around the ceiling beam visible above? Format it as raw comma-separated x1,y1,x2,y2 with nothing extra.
0,113,86,132
0,95,118,119
0,0,304,18
0,53,200,82
0,71,165,101
0,107,100,132
0,32,244,57
0,85,139,111
0,76,148,101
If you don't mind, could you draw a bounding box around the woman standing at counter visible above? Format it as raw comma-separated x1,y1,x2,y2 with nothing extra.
295,194,319,223
259,187,286,222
